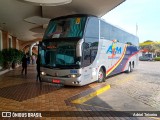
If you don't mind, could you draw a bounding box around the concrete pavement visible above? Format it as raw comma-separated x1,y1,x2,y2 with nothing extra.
0,62,159,120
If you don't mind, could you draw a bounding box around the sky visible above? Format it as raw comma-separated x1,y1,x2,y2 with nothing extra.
102,0,160,43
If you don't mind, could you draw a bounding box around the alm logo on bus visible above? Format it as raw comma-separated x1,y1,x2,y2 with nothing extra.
106,39,122,59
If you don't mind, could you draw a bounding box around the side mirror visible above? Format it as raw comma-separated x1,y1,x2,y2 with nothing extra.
76,39,84,57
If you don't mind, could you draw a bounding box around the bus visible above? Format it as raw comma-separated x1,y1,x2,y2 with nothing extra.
38,14,139,86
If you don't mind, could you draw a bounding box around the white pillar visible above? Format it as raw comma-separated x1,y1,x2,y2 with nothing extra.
29,42,38,56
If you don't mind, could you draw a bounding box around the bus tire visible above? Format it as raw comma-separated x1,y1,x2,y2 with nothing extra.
126,63,132,73
98,68,105,83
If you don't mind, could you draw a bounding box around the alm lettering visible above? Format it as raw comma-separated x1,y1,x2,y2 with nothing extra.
106,46,122,54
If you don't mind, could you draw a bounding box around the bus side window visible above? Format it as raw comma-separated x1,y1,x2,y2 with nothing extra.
82,17,99,67
100,21,111,40
126,42,132,45
82,42,90,66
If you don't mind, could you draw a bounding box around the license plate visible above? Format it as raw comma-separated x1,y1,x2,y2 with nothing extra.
52,79,60,84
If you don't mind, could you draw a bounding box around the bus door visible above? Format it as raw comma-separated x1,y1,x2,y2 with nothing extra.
82,17,99,82
82,42,92,82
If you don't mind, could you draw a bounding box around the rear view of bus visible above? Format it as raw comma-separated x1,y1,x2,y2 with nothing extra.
39,14,139,86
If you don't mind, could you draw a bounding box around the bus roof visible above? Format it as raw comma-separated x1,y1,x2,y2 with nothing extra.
100,18,138,39
50,14,96,21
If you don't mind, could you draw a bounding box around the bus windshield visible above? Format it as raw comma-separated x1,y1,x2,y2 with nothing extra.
39,40,80,69
43,17,87,39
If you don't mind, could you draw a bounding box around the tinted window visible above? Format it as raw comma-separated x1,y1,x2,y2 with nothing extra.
43,17,87,39
124,32,139,46
100,21,111,40
100,20,139,46
82,17,99,67
110,27,124,42
85,18,99,38
39,40,80,69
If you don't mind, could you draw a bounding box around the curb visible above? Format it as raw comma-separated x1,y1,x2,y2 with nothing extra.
0,69,11,76
72,84,111,104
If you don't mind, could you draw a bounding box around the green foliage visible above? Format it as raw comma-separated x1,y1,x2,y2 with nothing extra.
140,41,160,46
2,48,14,63
144,40,153,43
14,50,24,64
154,57,160,61
139,41,154,46
139,41,160,55
0,51,4,66
1,48,24,68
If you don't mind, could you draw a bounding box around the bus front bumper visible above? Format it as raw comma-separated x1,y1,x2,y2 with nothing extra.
40,75,82,86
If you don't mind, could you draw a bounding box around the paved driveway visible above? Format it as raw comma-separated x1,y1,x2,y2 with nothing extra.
105,61,160,110
0,62,159,120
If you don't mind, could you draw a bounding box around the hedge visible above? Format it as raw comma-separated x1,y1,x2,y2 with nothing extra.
0,51,3,66
1,48,24,68
154,57,160,61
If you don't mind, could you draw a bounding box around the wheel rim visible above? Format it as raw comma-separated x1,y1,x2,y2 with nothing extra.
98,71,103,81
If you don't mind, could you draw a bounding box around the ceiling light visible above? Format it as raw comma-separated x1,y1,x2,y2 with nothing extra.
21,0,72,6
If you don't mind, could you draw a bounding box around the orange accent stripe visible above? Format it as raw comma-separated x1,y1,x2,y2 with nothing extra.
106,45,127,76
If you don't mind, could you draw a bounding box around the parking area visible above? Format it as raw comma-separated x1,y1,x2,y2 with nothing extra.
82,61,160,111
0,61,159,120
100,61,160,110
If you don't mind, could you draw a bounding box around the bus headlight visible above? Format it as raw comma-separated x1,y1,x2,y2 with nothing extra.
41,71,46,76
68,74,81,78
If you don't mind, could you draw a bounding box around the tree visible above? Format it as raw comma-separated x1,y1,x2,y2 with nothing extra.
2,48,24,69
139,40,160,57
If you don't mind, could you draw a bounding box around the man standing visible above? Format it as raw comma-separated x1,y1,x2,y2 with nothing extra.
21,54,27,75
36,55,41,82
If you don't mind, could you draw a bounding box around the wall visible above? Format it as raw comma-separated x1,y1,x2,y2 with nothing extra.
2,31,8,49
12,36,16,48
0,30,42,53
0,30,24,51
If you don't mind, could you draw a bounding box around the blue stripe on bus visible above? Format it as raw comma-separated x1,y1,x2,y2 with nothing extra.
108,46,138,76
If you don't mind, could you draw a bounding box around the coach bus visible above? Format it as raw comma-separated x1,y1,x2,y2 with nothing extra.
39,14,139,86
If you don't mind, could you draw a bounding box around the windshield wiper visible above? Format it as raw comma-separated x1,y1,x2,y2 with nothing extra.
42,65,56,69
56,65,80,69
42,64,80,69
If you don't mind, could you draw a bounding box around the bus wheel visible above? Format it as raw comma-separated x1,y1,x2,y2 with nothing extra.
126,63,132,73
98,68,105,83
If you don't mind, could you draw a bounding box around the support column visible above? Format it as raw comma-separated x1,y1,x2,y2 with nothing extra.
2,31,9,49
29,42,38,56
